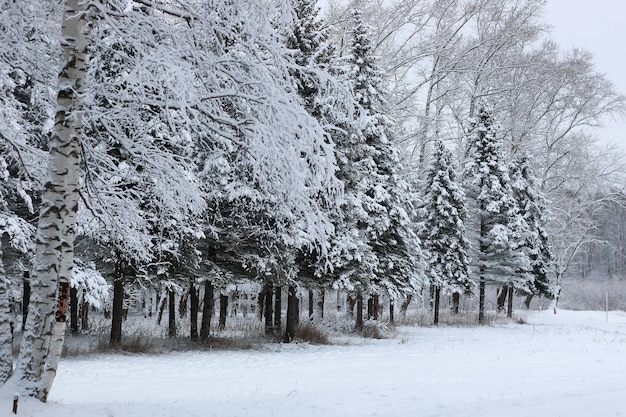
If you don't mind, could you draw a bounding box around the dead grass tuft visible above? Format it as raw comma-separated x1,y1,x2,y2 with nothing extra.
294,322,330,344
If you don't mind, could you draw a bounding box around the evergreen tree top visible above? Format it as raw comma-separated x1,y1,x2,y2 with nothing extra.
344,10,386,113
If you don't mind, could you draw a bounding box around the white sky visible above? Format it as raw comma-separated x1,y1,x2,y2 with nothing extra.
319,0,626,151
543,0,626,151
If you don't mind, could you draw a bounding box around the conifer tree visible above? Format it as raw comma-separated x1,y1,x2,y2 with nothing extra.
422,141,472,322
509,155,553,308
331,11,422,320
464,103,528,323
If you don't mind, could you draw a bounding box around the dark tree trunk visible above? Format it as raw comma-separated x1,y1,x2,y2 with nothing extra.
200,281,213,343
373,294,380,320
80,289,89,331
478,217,487,324
496,286,507,313
452,292,460,314
70,286,78,334
219,294,228,331
367,296,373,320
22,272,30,330
157,295,167,326
433,286,441,326
308,289,314,320
283,285,297,343
524,294,533,310
179,291,188,318
400,294,412,316
389,299,394,324
110,275,124,347
168,288,176,338
190,281,199,341
274,286,282,329
478,277,486,324
154,291,161,319
264,284,274,335
295,294,300,325
355,291,363,331
507,285,514,318
258,290,265,321
346,295,355,318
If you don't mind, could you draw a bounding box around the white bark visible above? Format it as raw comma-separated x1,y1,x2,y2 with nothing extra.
0,249,13,384
16,0,87,402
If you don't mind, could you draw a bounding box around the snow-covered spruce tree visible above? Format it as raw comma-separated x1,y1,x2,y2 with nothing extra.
463,103,529,324
77,0,209,346
331,11,423,328
508,155,553,309
277,0,351,339
120,0,342,340
421,141,472,323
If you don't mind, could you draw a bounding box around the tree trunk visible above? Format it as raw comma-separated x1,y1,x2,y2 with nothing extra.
190,281,199,341
389,299,394,324
308,289,314,320
0,255,13,384
433,286,441,326
507,285,514,318
200,281,213,343
257,290,265,321
452,292,460,314
373,294,380,320
400,294,412,316
283,285,297,343
295,294,300,326
346,295,355,318
16,0,88,401
496,286,507,313
219,294,228,331
478,277,486,324
179,291,188,318
523,294,533,310
355,291,363,331
70,286,78,334
80,289,89,331
156,295,167,326
168,288,176,338
22,272,30,330
478,217,487,325
274,286,282,329
110,275,124,347
367,296,373,320
264,284,274,335
315,289,324,321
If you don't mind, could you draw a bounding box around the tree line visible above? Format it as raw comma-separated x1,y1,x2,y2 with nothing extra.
0,0,624,401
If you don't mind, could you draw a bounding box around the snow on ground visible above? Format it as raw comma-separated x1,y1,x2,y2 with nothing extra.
3,309,626,417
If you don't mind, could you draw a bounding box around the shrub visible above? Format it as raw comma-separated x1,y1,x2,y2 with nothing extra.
294,322,330,344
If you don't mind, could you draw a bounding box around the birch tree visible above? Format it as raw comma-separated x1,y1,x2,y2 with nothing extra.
15,0,88,401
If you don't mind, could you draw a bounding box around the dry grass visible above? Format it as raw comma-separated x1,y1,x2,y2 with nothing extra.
559,279,626,311
294,322,330,344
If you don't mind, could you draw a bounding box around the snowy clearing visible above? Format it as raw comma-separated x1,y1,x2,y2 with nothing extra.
3,309,626,417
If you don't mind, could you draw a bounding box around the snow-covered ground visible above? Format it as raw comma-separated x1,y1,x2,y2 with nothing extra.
3,309,626,417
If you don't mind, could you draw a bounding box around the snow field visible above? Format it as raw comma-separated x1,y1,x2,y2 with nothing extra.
3,309,625,417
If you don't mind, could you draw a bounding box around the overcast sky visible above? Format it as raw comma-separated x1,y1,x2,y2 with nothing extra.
319,0,626,151
543,0,626,151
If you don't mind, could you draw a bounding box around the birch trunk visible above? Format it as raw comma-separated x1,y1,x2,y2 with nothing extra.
0,250,13,384
16,0,87,401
